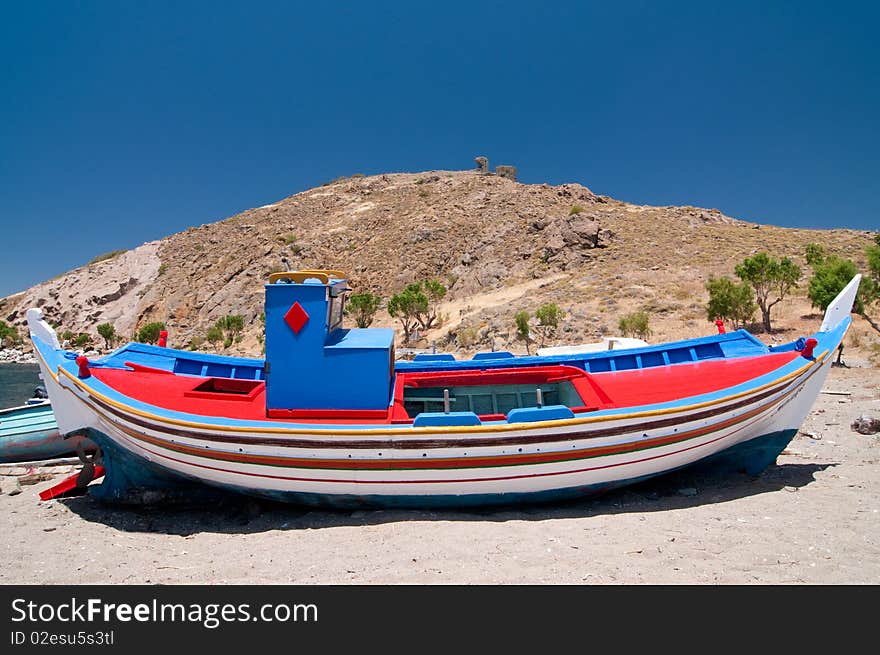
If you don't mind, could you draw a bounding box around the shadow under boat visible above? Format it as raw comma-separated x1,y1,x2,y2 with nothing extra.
52,460,835,537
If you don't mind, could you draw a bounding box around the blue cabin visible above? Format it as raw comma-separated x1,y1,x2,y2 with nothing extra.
263,270,395,417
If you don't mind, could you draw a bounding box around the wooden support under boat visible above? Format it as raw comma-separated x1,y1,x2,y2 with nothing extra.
39,466,105,501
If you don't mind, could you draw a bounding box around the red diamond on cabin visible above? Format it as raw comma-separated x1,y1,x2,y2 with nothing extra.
284,301,309,334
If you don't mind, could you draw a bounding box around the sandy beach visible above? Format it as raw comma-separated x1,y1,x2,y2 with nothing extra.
1,364,877,585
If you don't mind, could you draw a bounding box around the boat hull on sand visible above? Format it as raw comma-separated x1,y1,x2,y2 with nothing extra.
26,272,860,508
0,401,94,463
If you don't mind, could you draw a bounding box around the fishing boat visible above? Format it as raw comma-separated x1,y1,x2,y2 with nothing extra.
27,270,861,508
0,396,94,463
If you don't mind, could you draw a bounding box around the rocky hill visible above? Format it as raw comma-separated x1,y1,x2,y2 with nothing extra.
1,168,876,360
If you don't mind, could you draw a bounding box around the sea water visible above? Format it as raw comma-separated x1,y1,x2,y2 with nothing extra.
0,363,43,407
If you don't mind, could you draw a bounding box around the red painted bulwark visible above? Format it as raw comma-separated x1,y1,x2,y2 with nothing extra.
579,351,798,408
284,301,309,334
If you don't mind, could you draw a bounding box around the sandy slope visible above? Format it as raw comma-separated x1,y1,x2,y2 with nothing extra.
1,366,877,585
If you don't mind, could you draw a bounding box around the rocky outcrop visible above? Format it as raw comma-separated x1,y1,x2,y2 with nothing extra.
0,241,162,343
495,165,517,181
537,212,613,266
0,168,871,357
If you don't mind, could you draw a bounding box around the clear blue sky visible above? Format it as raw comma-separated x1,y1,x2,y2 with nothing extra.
1,1,877,297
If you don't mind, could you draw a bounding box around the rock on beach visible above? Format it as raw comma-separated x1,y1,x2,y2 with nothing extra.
0,348,36,364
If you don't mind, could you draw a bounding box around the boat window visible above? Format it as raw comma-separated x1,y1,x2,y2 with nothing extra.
470,394,494,416
328,293,345,332
402,381,576,418
496,392,520,415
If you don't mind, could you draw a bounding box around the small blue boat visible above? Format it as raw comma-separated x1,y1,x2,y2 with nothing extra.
0,398,93,463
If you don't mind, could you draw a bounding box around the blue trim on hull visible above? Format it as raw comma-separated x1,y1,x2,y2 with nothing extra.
81,427,799,509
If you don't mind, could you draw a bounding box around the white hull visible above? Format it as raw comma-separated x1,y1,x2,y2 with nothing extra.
37,351,827,502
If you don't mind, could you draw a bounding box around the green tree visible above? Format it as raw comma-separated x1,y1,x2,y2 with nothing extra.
857,235,880,333
137,321,166,344
0,321,19,348
216,315,244,343
388,284,427,344
805,243,826,267
735,252,801,332
807,256,862,313
514,310,532,355
868,235,880,275
205,325,224,350
417,279,447,330
806,238,880,335
96,323,117,350
73,333,92,348
347,292,382,328
534,303,563,348
865,236,880,294
705,276,757,330
618,311,653,340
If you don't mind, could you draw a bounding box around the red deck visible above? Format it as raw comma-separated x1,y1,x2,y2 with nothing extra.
89,351,800,424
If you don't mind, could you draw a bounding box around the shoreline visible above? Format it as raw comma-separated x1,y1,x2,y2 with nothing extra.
0,349,37,365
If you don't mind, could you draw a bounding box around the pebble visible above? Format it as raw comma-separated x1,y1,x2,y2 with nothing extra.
1,478,22,496
851,415,880,435
19,472,55,486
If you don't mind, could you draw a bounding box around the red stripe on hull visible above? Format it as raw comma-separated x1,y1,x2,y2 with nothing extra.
126,407,774,487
